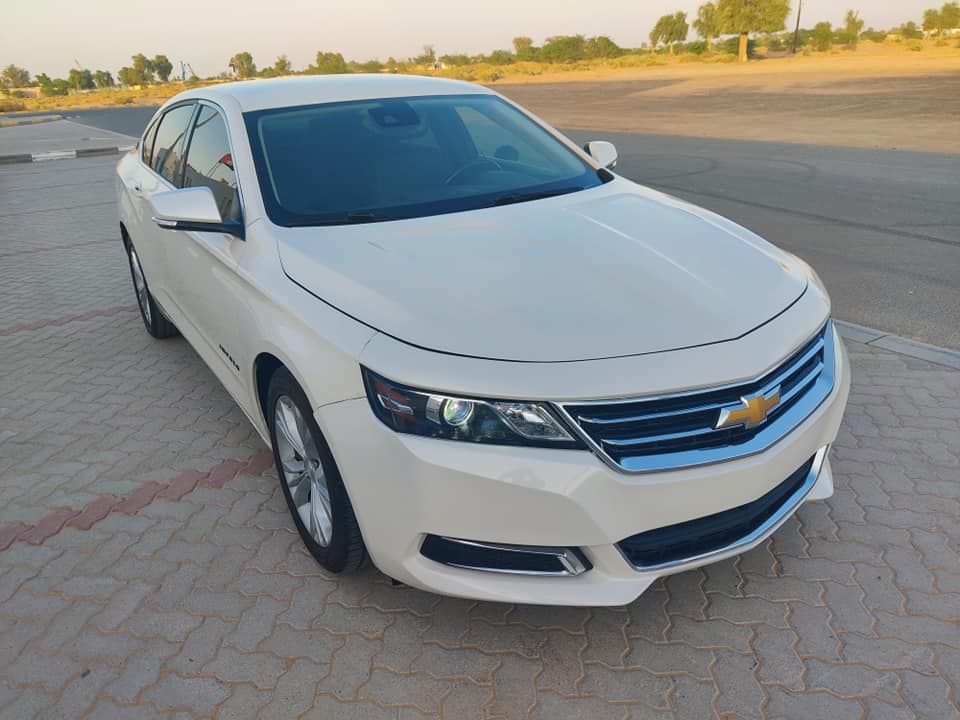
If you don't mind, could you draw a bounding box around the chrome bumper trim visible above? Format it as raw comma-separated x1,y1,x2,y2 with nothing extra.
618,445,828,573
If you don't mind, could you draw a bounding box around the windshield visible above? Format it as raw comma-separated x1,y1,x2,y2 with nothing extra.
244,94,608,226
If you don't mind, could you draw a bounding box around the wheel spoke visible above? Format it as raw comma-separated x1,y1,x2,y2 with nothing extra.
310,470,333,546
274,394,335,549
280,456,305,477
290,470,311,507
276,400,306,458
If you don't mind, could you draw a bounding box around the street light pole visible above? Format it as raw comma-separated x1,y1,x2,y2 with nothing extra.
791,0,803,53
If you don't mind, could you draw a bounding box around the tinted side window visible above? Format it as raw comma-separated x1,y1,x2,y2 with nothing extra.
151,104,195,185
183,106,241,222
141,120,158,166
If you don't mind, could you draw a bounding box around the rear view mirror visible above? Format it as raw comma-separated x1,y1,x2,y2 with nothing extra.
584,141,618,170
150,187,244,239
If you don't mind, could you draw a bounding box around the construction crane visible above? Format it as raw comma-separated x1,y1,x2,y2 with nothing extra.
179,61,197,82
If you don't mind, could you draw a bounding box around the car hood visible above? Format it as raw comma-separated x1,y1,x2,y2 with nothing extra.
275,180,808,362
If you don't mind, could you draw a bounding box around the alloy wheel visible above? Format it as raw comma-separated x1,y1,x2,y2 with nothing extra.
274,395,334,547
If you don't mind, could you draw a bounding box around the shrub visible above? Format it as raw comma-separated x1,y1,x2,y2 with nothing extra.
682,40,709,55
0,99,25,112
113,96,134,105
765,36,785,50
719,36,757,57
811,22,834,51
907,40,924,51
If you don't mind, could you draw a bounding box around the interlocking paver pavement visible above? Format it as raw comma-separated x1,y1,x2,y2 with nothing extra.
1,154,958,719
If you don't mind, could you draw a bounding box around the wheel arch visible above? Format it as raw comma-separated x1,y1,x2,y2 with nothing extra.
253,351,285,426
252,349,320,428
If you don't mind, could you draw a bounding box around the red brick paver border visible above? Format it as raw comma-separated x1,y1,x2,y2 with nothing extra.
0,450,274,549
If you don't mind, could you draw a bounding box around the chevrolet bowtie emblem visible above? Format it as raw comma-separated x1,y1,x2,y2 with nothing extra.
715,387,781,430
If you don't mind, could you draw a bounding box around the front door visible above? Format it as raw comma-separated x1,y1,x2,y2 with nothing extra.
165,102,249,401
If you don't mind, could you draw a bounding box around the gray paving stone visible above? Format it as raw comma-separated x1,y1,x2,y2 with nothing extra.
1,156,958,718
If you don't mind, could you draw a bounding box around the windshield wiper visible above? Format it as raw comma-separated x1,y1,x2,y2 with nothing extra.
291,212,391,227
490,186,585,207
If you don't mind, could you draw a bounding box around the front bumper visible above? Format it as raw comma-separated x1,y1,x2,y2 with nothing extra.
317,330,850,606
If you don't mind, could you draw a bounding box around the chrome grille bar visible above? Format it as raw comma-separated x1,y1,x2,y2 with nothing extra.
557,321,836,473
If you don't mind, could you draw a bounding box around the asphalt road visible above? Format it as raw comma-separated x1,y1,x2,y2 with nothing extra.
34,106,960,349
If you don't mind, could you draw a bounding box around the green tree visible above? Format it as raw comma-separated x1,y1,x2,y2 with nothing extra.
313,52,348,74
413,45,437,64
670,12,690,52
36,73,70,96
274,54,292,75
67,68,95,90
229,51,256,78
0,64,30,90
117,66,138,86
93,70,114,88
584,35,622,58
650,13,688,54
843,10,864,46
943,2,960,29
355,59,384,73
131,53,155,83
898,20,923,38
483,49,515,65
512,36,537,60
152,55,173,82
811,21,834,50
717,0,791,62
923,8,941,34
650,15,669,51
693,2,720,51
539,35,587,62
440,53,472,66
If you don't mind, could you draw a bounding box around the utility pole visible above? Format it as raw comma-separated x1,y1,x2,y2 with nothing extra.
791,0,803,53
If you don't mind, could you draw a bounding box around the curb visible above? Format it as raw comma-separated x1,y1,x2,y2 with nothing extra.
0,144,135,164
835,320,960,370
0,114,62,128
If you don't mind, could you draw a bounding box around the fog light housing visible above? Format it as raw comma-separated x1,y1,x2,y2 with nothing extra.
420,535,590,576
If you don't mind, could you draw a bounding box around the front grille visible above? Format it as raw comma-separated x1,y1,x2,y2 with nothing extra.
560,322,835,472
618,454,817,570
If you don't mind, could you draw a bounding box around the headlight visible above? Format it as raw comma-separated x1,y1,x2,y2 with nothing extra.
361,368,584,449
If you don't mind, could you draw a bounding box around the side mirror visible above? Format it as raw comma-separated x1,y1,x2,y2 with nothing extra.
150,187,244,240
583,140,618,170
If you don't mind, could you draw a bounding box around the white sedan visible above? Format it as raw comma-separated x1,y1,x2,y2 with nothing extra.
116,75,849,605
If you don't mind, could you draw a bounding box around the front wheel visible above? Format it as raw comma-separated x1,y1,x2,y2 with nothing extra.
125,240,178,339
268,368,367,573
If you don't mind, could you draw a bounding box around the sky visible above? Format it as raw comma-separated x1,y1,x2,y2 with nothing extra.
1,1,935,78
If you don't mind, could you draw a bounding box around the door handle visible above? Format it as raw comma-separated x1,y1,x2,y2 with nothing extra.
132,184,142,196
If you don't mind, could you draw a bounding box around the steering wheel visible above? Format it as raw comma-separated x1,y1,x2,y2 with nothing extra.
442,157,503,185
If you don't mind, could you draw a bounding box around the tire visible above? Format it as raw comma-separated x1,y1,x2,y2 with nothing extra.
267,368,367,573
125,238,178,339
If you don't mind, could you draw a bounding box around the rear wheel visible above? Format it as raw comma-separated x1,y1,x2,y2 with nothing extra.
268,368,367,573
125,239,178,339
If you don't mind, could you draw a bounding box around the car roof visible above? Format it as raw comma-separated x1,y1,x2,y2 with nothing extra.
172,74,494,112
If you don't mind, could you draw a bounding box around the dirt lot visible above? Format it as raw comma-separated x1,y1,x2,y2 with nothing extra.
497,49,960,153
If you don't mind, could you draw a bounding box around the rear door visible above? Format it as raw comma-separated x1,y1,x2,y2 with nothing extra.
127,102,197,310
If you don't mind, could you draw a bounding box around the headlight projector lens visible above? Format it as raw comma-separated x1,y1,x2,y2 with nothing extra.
442,399,474,426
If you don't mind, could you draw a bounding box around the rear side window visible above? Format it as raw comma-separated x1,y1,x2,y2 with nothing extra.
141,120,158,166
151,104,195,185
182,105,241,222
